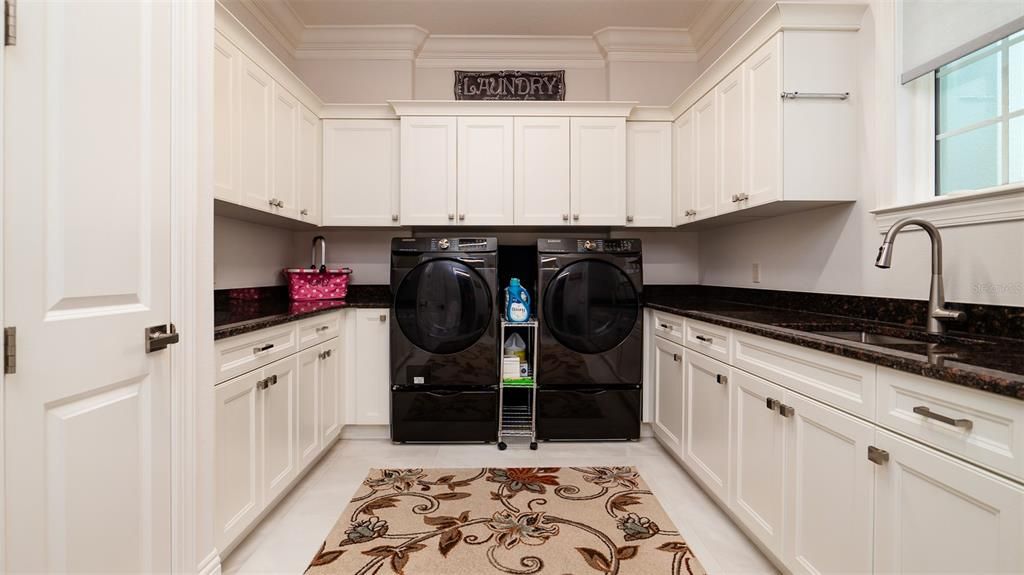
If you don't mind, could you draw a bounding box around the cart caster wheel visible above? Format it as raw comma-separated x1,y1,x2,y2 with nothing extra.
498,442,507,451
529,442,538,450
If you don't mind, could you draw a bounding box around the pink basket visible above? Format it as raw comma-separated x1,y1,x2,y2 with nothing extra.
285,236,352,301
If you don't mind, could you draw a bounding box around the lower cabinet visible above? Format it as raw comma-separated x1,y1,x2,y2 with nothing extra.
652,337,684,456
214,369,262,550
682,351,732,502
351,309,390,425
260,356,298,504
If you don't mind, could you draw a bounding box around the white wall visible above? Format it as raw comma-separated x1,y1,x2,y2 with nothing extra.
607,60,698,105
292,229,412,284
213,216,295,288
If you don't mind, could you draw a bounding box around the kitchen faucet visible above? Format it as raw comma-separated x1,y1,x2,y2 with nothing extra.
875,218,965,335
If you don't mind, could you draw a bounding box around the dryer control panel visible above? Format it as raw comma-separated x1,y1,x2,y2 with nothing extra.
537,238,641,254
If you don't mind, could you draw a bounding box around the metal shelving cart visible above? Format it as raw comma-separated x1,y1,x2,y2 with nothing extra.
497,316,538,450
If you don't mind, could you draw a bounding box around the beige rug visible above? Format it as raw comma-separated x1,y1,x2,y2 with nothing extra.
306,467,706,575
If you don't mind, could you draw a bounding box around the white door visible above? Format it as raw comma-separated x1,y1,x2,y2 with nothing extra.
783,392,874,575
716,67,745,213
215,371,262,551
744,34,783,208
457,117,514,225
873,430,1024,574
214,32,241,203
626,122,673,227
261,356,297,504
682,352,731,501
297,347,321,469
400,116,457,226
3,2,175,570
653,338,685,456
514,117,571,225
320,335,344,443
238,55,274,212
673,110,696,224
323,119,400,226
570,117,626,225
297,105,321,224
692,92,717,221
271,84,300,219
353,309,390,425
730,370,786,556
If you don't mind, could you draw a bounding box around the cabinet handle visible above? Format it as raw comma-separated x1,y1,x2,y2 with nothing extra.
778,403,794,417
379,314,387,322
716,374,728,385
277,200,285,208
913,406,973,431
300,208,308,216
459,213,466,221
685,209,697,217
448,213,455,221
659,323,671,330
268,198,277,207
573,214,580,221
626,215,634,223
257,377,270,391
316,325,330,332
562,213,569,221
268,374,278,386
672,353,681,362
319,349,332,360
392,214,399,222
695,335,713,344
253,343,274,354
867,445,890,465
766,397,780,411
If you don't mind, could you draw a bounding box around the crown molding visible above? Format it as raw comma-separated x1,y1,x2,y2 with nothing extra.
415,35,606,69
320,103,399,120
295,25,430,60
388,100,638,117
628,106,675,121
593,27,696,62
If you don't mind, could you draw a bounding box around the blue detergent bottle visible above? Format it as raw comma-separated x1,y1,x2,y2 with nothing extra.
505,278,531,322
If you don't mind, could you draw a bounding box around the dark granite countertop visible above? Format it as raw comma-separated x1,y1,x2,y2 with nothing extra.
643,286,1024,401
214,285,391,340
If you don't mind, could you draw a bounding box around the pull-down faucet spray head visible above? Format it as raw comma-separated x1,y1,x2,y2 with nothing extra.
875,241,894,269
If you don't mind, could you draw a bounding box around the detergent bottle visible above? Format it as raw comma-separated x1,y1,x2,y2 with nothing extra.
505,278,531,322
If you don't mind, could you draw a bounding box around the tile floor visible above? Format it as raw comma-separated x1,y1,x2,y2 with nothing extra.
221,436,777,574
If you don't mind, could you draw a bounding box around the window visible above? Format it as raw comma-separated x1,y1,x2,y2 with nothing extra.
935,30,1024,195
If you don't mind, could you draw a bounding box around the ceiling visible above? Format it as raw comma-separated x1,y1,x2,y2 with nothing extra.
283,0,715,36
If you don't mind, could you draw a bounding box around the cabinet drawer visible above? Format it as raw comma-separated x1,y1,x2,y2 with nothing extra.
684,319,731,363
215,323,298,384
652,311,685,345
877,368,1024,482
297,312,341,351
733,331,875,419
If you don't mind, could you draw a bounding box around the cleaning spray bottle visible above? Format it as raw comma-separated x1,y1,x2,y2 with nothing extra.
505,277,531,322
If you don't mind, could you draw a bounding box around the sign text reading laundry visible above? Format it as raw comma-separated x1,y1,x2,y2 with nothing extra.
455,70,565,101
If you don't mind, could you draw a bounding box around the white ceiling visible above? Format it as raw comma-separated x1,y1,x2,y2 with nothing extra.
283,0,715,36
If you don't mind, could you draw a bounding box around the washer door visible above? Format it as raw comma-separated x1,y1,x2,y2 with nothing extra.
394,259,493,354
543,259,639,354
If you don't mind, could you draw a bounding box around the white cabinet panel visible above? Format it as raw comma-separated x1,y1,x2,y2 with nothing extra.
214,32,240,203
653,338,685,456
457,117,514,225
238,56,274,212
673,110,696,224
271,84,300,219
716,67,745,214
744,34,783,208
401,116,457,226
514,117,571,225
297,105,321,224
570,117,626,225
215,370,261,551
323,119,400,227
297,347,321,470
626,122,673,227
353,309,391,425
873,430,1024,574
692,92,717,221
683,352,732,501
261,356,297,504
321,336,344,443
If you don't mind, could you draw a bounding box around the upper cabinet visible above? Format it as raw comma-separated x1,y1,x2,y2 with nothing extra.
570,117,626,226
457,117,515,226
271,84,301,219
297,106,321,225
214,33,241,204
400,116,458,226
323,119,400,227
514,117,571,225
626,122,673,227
237,55,274,213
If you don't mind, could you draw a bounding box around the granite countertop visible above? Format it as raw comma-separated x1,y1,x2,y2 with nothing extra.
643,287,1024,401
214,285,391,340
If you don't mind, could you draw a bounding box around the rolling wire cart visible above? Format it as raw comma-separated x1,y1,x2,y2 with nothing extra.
497,316,538,450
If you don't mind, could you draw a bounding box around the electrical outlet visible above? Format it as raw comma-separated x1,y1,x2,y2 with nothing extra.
752,263,761,283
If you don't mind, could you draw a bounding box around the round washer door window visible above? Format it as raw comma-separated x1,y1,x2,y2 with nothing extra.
543,259,639,354
394,259,493,354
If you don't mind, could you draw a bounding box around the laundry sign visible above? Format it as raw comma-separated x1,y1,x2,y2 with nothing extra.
454,70,565,101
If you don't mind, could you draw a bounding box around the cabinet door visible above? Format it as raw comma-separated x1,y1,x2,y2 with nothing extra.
626,122,673,227
354,309,390,425
213,32,240,203
514,117,571,225
673,110,696,225
457,117,514,225
570,117,626,225
297,347,321,470
400,116,456,226
320,336,344,443
730,370,786,556
682,352,732,501
323,119,400,227
238,56,273,212
783,392,874,575
744,34,782,208
874,430,1024,574
297,105,321,224
215,371,262,550
692,92,717,221
261,356,298,504
271,84,300,219
716,67,745,214
653,338,685,456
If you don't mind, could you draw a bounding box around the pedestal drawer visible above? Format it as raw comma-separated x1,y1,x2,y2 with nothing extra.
683,319,731,363
297,312,341,351
652,311,685,345
215,323,298,384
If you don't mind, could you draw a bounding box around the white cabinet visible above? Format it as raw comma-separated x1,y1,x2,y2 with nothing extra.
322,120,400,227
400,116,457,226
238,55,274,212
260,356,297,504
716,67,746,214
653,337,685,456
320,336,344,444
457,117,514,225
514,117,571,225
214,369,261,550
296,347,321,470
626,122,673,227
672,110,696,224
691,92,717,221
873,430,1024,574
683,351,732,501
744,35,783,209
214,32,241,204
570,117,626,225
271,84,300,219
297,106,321,224
351,309,391,425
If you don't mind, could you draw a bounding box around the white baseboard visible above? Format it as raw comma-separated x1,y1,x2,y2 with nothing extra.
640,422,654,438
340,424,391,440
197,549,222,575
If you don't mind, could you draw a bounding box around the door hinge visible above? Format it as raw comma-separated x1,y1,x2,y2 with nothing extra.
3,327,15,374
4,0,16,47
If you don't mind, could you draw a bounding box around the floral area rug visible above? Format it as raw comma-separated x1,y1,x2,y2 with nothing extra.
306,467,706,575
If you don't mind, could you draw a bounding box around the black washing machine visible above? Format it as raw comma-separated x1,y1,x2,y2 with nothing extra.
390,237,498,442
536,238,643,440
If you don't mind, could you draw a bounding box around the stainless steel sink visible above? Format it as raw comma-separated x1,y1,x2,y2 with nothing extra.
813,331,925,346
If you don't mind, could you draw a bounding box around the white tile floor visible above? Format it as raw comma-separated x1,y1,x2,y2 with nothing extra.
221,437,777,574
